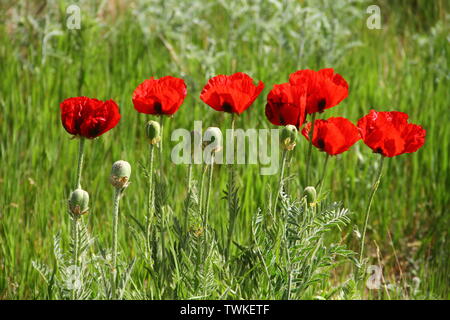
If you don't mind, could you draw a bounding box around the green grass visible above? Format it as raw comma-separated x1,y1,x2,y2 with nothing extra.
0,0,448,299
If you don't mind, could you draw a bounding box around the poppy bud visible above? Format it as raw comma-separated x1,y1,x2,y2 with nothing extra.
303,186,317,205
280,125,298,151
146,120,161,145
69,188,89,216
203,127,223,153
110,160,131,189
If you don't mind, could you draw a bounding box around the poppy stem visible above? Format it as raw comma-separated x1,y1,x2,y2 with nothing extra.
203,154,215,258
184,162,193,238
316,154,330,196
226,114,236,261
274,149,288,213
111,187,122,299
359,155,385,272
159,116,164,168
75,138,85,189
70,214,79,300
305,113,316,187
71,137,85,299
146,144,155,258
198,163,206,222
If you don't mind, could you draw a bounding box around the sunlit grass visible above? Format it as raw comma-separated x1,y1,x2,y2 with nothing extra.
0,0,447,299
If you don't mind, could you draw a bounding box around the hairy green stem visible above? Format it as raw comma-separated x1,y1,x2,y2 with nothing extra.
225,114,236,261
316,154,330,196
159,115,164,167
359,156,385,269
112,187,121,299
305,113,316,187
187,162,193,193
198,163,206,219
146,144,155,257
75,138,85,189
283,212,292,300
273,149,288,213
71,137,85,300
70,215,79,300
184,163,193,237
204,154,215,237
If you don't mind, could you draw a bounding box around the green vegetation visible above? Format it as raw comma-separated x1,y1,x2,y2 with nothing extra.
0,0,448,299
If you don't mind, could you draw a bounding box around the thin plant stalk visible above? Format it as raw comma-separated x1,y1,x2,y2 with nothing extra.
159,116,164,165
273,149,288,213
203,154,215,236
316,154,330,196
72,138,85,268
146,144,155,256
305,113,316,186
202,154,215,270
111,187,122,299
198,163,207,218
359,156,385,269
187,162,193,194
225,114,236,261
75,138,85,189
70,216,79,300
184,162,193,237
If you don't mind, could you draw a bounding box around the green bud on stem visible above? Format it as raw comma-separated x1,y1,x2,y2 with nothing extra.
304,186,317,205
69,188,89,216
280,125,298,151
146,120,161,145
110,160,131,189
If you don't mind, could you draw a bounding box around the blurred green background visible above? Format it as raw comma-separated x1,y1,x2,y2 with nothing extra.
0,0,448,299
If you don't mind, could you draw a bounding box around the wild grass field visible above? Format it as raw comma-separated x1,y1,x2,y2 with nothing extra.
0,0,448,300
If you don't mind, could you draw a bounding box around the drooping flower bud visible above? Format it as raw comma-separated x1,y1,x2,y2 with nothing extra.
303,186,317,205
110,160,131,189
146,120,161,145
280,125,298,151
203,127,223,153
69,188,89,216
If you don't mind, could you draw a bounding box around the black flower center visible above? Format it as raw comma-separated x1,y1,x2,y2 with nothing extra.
375,147,383,154
154,101,162,114
222,102,233,113
317,138,325,149
318,99,326,112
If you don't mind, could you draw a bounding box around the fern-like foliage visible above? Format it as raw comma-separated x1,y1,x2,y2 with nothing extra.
32,219,95,299
244,188,356,300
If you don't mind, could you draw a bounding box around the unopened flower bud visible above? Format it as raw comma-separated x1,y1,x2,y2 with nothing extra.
203,127,223,153
146,120,161,145
281,125,298,151
69,188,89,216
110,160,131,189
304,186,317,205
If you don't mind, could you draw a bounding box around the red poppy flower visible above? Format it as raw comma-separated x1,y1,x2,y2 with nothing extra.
132,76,187,115
302,117,360,155
357,110,426,157
200,72,264,114
289,68,348,114
265,82,307,128
60,96,121,139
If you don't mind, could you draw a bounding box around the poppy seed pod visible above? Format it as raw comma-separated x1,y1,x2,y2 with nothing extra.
304,186,317,205
110,160,131,189
69,188,89,216
280,125,298,151
146,120,161,145
203,127,223,153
